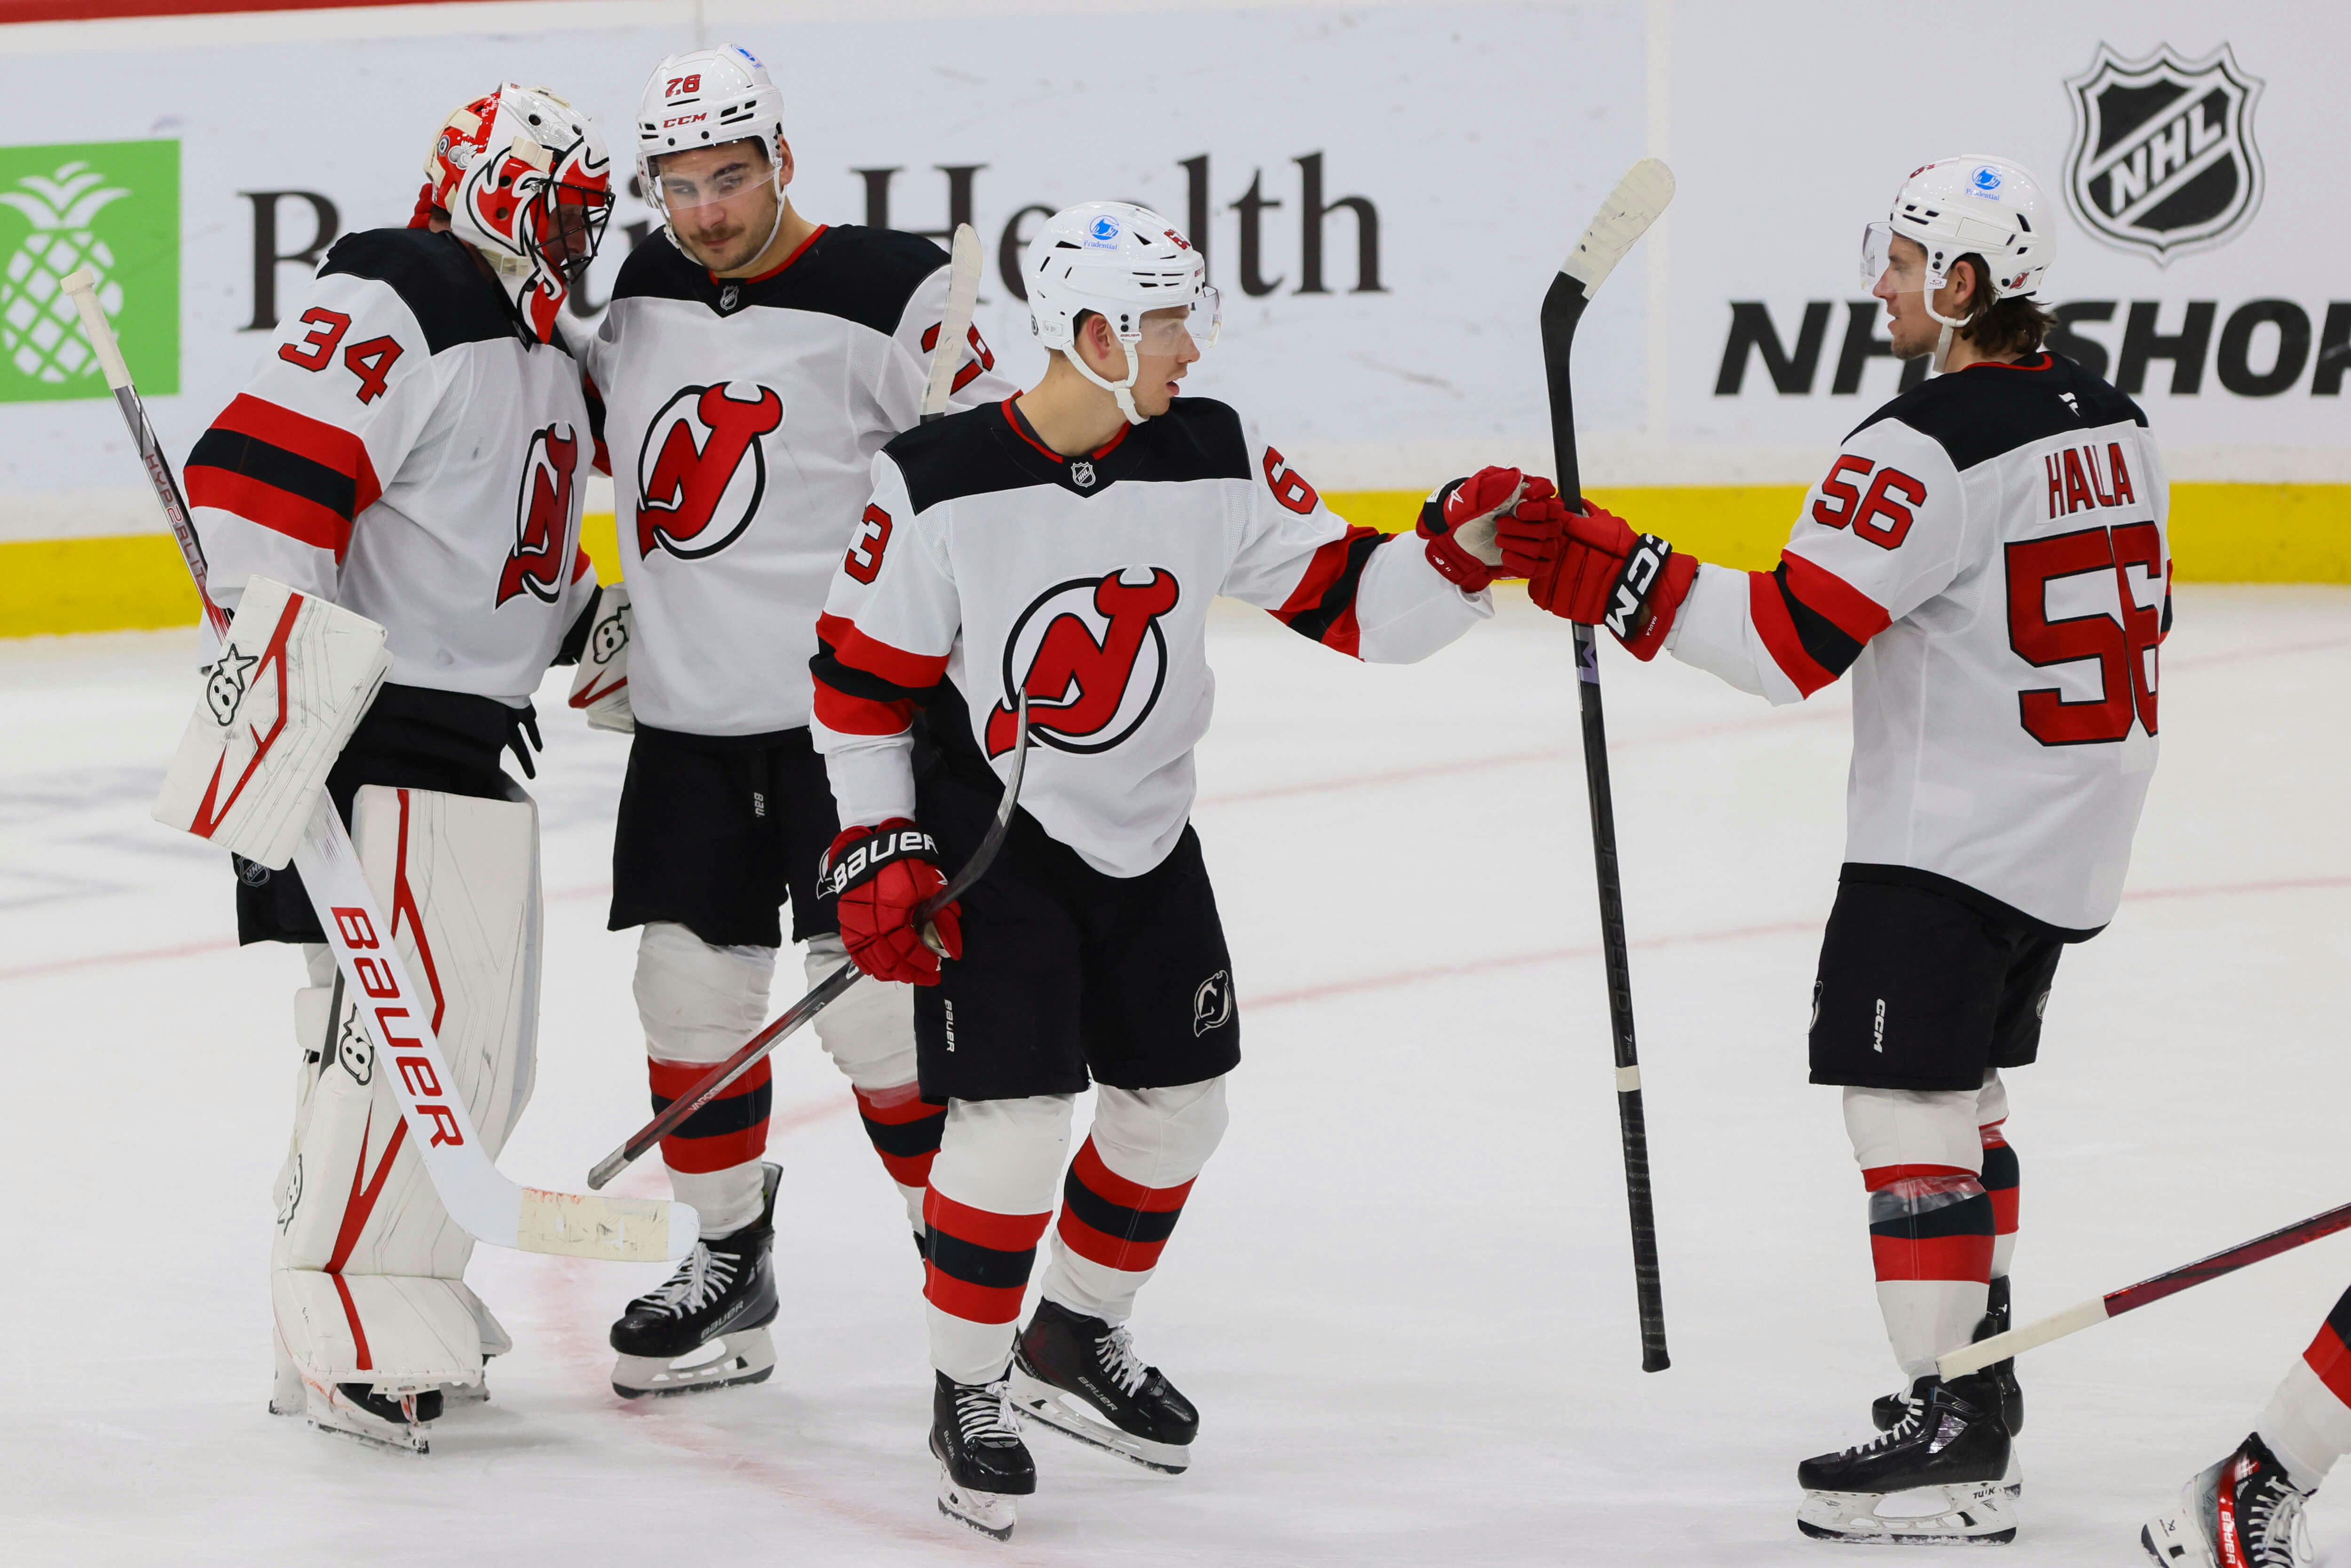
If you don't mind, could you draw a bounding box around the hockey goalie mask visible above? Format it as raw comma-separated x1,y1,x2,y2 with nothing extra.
1026,202,1220,425
428,85,614,343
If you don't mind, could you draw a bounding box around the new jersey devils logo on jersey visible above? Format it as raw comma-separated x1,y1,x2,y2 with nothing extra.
496,423,578,606
985,568,1181,757
636,382,784,561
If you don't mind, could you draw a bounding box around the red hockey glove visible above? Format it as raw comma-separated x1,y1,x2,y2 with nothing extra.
1525,503,1698,660
1418,467,1569,591
819,819,961,985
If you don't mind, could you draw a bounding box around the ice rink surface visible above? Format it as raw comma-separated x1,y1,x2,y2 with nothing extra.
3,588,2347,1567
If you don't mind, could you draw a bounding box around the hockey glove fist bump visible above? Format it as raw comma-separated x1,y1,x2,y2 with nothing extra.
1419,467,1568,592
1528,504,1698,660
820,819,961,985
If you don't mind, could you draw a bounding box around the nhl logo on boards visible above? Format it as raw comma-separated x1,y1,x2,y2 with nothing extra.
201,645,259,725
1192,970,1235,1036
2064,43,2265,265
1069,459,1096,489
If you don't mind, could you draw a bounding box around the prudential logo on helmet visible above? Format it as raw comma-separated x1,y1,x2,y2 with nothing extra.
1085,215,1122,248
1972,166,2003,195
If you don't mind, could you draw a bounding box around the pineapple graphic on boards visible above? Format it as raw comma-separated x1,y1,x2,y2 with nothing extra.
0,138,177,402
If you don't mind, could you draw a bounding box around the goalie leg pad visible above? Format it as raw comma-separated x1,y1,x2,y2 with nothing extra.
273,785,541,1394
636,921,776,1239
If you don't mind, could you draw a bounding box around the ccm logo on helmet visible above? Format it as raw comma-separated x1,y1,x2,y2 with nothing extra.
985,568,1181,758
663,113,708,129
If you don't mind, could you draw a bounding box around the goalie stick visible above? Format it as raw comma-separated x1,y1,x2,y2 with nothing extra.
920,222,983,423
62,267,695,1265
1540,159,1677,1372
589,691,1029,1189
1939,1197,2351,1380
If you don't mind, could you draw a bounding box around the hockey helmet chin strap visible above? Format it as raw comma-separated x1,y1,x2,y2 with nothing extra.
1062,336,1148,425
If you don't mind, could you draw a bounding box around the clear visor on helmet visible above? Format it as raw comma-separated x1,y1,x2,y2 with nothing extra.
649,147,776,216
535,179,615,280
1125,286,1221,354
1860,221,1947,290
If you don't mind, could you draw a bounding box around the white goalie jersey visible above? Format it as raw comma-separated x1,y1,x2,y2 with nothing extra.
1665,351,2170,934
582,224,1015,736
812,397,1490,878
186,227,597,706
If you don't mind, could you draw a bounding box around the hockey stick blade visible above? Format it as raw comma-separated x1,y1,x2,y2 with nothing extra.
1536,165,1676,1373
64,269,695,1264
921,223,984,423
1938,1198,2351,1379
588,692,1031,1189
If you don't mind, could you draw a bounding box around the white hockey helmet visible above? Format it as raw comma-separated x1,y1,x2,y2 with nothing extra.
1861,156,2054,332
1026,201,1220,424
636,46,788,249
425,84,613,343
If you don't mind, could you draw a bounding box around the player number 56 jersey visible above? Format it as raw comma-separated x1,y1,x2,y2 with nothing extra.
1666,352,2169,934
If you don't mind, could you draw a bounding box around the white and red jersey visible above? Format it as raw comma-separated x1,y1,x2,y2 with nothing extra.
812,397,1490,878
1666,351,2170,934
582,225,1015,736
188,228,596,707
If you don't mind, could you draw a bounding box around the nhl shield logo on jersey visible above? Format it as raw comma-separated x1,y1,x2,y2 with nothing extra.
985,567,1181,757
2064,43,2265,264
496,423,579,606
636,382,784,561
1192,970,1235,1036
1070,459,1096,489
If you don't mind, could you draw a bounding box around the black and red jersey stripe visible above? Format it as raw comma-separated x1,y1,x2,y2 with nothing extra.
647,1055,772,1174
1271,525,1393,657
1055,1136,1195,1274
924,1189,1050,1325
1748,550,1892,697
810,612,948,737
185,393,383,558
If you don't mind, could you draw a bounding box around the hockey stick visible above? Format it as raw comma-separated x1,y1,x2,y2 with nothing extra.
1939,1198,2351,1379
588,692,1030,1189
1540,159,1677,1373
63,267,694,1264
920,222,983,423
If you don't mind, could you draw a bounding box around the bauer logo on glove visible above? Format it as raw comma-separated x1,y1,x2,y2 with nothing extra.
818,824,943,901
150,577,391,871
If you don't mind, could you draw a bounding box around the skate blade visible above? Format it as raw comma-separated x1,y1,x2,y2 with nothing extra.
937,1466,1018,1541
1797,1481,2016,1544
612,1327,776,1399
298,1386,431,1456
1007,1366,1189,1474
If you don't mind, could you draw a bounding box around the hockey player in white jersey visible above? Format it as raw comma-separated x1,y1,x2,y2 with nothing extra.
179,84,615,1451
1532,156,2170,1543
811,201,1569,1539
576,45,1017,1400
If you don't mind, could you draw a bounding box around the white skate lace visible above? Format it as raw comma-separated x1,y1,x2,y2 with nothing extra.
2243,1474,2311,1568
638,1243,738,1318
1095,1326,1151,1398
956,1380,1021,1448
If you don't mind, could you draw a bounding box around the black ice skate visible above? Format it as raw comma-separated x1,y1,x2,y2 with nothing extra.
1008,1298,1197,1473
1875,1276,2025,1439
932,1371,1036,1541
2141,1433,2313,1568
1797,1373,2017,1544
609,1163,780,1398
